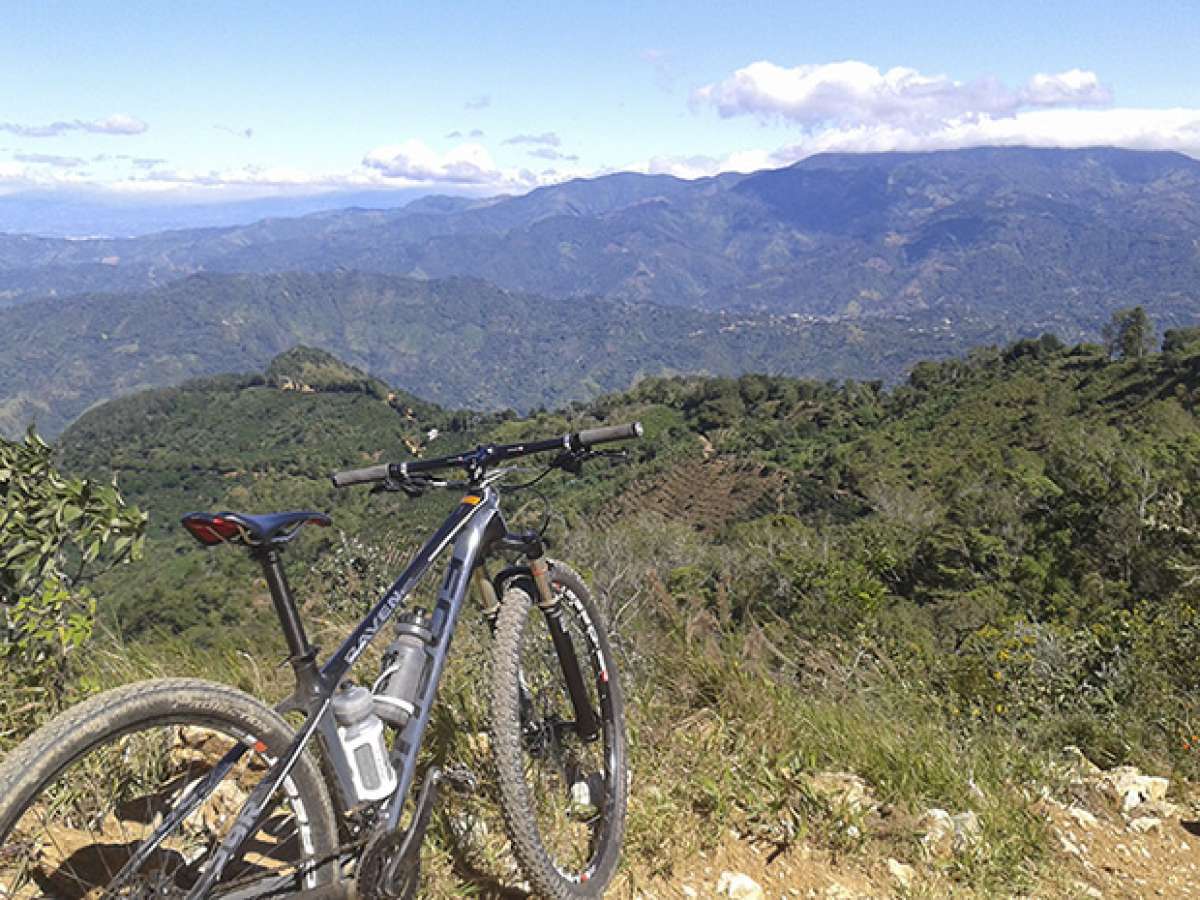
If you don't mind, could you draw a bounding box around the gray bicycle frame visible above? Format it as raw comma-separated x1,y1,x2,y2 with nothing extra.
125,488,507,898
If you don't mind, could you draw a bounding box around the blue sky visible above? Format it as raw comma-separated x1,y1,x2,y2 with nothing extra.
3,0,1200,200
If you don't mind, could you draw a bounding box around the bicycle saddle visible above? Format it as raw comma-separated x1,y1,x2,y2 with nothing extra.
181,510,332,547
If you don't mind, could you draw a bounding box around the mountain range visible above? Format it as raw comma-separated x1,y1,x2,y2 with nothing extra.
3,146,1200,437
4,147,1199,325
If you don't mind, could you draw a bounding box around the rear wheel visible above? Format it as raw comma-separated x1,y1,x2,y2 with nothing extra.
489,563,628,898
0,678,340,898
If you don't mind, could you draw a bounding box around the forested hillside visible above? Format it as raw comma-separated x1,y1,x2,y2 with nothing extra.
0,329,1195,894
7,147,1200,442
0,270,979,438
57,328,1200,725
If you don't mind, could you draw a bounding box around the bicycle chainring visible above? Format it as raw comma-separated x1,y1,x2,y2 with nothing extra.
356,828,420,900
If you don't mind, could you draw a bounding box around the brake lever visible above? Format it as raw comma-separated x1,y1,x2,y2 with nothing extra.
370,477,428,498
551,448,630,476
593,449,630,462
552,450,585,475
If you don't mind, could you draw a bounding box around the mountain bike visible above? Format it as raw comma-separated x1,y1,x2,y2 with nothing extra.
0,422,641,899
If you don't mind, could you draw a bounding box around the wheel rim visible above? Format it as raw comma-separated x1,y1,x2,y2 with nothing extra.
516,579,621,884
0,721,317,899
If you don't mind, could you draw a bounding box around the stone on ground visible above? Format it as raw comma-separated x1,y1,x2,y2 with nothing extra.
716,871,765,900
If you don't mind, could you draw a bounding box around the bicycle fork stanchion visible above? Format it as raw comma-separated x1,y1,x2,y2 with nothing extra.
529,551,601,742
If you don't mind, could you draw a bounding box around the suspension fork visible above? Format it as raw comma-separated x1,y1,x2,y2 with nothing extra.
479,542,600,742
529,550,601,743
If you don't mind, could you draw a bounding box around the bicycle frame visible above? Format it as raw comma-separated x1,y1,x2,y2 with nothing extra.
165,488,508,898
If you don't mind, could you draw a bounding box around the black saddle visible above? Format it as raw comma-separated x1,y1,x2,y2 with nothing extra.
181,510,332,547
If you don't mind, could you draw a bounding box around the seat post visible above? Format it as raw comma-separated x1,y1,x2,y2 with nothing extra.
255,546,318,681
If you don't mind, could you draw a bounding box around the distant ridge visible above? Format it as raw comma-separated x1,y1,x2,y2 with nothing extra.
0,271,977,438
2,147,1198,325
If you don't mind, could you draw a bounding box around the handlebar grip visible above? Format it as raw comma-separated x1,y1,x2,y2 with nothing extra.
330,464,391,488
576,421,643,448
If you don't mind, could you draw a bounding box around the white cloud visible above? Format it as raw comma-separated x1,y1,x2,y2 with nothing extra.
694,61,1111,130
1021,69,1112,107
685,59,1200,167
0,114,148,137
766,107,1200,162
504,132,561,147
0,160,92,190
528,147,579,162
363,140,499,184
87,114,148,135
13,152,86,168
635,148,776,180
362,139,544,189
1,138,567,199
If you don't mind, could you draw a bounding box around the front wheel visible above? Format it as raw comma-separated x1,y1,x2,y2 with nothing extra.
489,562,628,898
0,678,340,898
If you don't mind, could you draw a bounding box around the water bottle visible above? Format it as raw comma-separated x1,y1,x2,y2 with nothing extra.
373,607,433,729
331,684,397,805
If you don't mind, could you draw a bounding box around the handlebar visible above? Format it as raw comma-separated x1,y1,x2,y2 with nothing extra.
576,422,642,446
329,464,392,488
330,421,643,489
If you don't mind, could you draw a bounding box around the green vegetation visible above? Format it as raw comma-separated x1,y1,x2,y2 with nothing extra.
0,430,146,742
7,147,1200,440
4,328,1200,893
0,270,979,438
1103,306,1155,361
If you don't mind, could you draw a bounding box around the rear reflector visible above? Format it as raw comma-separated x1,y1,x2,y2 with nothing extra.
182,515,241,545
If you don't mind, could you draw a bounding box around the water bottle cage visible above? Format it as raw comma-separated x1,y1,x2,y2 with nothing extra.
371,663,418,721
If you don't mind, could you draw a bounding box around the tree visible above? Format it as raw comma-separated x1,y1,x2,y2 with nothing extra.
1,430,146,684
1102,306,1154,361
1162,326,1200,356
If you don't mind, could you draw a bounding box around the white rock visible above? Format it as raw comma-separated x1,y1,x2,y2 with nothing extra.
886,858,916,889
681,887,698,898
1128,816,1163,834
919,808,955,856
1096,766,1169,812
807,771,879,814
951,810,982,851
920,807,983,856
716,871,765,900
1130,798,1183,820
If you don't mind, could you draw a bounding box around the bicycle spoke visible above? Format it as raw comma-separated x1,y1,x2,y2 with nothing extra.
0,723,314,899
